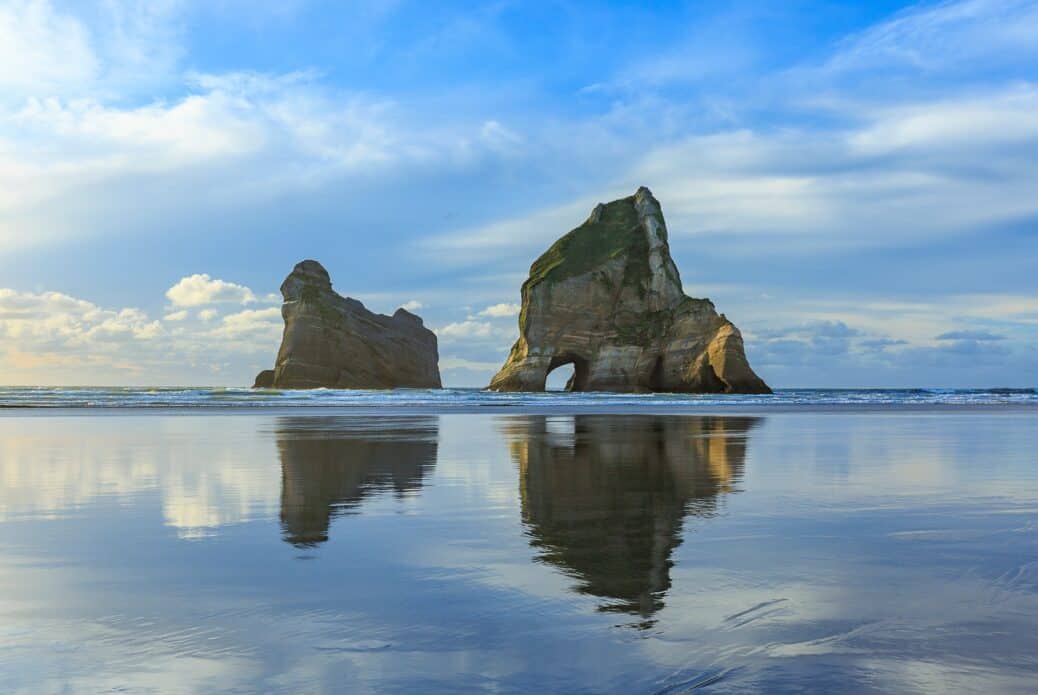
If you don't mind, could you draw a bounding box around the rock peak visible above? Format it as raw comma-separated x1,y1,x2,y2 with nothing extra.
282,259,332,300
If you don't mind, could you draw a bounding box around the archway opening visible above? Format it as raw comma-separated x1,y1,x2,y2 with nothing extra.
545,363,574,391
648,356,665,391
545,354,590,392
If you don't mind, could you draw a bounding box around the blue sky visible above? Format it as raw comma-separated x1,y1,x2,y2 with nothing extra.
1,0,1037,387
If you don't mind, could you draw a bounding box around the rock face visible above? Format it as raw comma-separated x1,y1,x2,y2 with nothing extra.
254,260,441,389
488,187,770,393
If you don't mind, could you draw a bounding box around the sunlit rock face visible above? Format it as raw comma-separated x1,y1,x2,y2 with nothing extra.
255,260,441,389
502,415,758,625
275,417,440,547
489,187,770,393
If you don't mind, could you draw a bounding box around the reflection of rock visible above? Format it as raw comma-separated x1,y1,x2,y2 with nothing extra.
502,415,758,624
276,416,439,547
255,260,441,389
489,188,769,393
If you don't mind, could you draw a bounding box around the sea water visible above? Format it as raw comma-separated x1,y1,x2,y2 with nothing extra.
0,400,1036,692
0,385,1036,408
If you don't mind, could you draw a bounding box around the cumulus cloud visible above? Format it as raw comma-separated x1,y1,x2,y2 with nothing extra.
165,274,257,307
435,320,517,346
478,303,520,318
0,283,285,385
400,300,424,312
0,288,163,380
436,320,496,340
212,307,282,339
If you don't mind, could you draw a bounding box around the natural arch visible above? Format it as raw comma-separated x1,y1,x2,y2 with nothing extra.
545,354,590,392
648,356,665,391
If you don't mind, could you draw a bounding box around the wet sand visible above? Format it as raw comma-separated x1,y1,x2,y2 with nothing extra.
1,410,1036,693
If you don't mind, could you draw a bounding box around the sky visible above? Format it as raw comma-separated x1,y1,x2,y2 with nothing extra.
0,0,1037,388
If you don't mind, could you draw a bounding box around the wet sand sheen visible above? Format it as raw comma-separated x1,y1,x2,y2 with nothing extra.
0,411,1036,693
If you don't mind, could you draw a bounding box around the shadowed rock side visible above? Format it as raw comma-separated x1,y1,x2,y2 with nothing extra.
255,260,441,389
276,416,439,546
489,187,770,393
501,415,758,626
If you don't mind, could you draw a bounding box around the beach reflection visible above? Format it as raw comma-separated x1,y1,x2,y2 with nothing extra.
275,416,439,546
501,415,758,624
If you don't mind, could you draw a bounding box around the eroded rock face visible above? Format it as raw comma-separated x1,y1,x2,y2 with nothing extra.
488,187,770,393
254,260,441,389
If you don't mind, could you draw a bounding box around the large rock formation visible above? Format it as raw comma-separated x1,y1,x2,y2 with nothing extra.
488,187,770,393
254,260,441,389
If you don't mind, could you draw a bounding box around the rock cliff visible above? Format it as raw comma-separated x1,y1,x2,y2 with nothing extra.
488,187,770,393
254,260,441,389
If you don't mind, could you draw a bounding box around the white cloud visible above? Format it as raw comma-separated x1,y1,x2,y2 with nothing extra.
827,0,1038,73
0,283,288,385
0,288,162,379
421,197,595,266
440,356,502,371
401,300,424,312
848,86,1038,155
213,307,282,339
0,65,530,253
166,274,257,307
430,83,1038,267
435,320,516,343
437,320,495,339
0,0,98,94
479,119,521,153
478,303,520,318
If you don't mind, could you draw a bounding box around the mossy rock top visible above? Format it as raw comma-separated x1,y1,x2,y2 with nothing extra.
525,193,662,290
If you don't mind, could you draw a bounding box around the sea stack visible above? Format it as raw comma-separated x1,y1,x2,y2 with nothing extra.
254,260,441,389
488,187,770,393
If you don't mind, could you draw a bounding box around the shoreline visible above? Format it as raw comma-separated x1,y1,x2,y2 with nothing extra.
3,402,1038,416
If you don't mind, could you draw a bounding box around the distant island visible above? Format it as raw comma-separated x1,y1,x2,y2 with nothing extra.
255,187,769,394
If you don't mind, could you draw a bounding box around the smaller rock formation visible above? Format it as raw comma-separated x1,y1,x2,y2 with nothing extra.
489,187,770,393
254,260,441,389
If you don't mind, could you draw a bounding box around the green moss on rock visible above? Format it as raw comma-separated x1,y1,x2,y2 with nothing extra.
525,195,645,290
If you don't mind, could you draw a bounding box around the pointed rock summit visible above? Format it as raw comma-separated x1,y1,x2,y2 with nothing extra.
254,260,441,389
488,187,770,393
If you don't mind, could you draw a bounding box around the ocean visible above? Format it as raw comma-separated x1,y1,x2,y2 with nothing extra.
1,385,1037,409
0,391,1036,692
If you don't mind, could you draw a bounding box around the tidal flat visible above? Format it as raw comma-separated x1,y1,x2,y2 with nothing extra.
1,409,1036,693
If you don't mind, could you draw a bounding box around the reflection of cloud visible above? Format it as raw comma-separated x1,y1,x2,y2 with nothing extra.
0,417,278,533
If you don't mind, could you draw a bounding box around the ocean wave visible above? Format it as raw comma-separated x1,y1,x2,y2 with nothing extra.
1,386,1037,409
